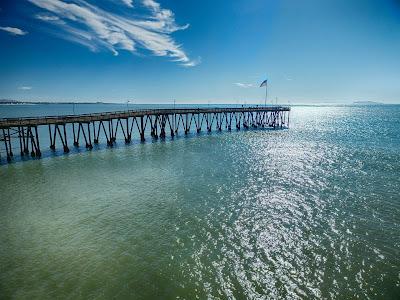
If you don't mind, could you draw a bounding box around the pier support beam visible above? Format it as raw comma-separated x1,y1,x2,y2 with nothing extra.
73,123,79,147
3,129,12,162
34,126,41,157
140,116,145,142
63,124,69,153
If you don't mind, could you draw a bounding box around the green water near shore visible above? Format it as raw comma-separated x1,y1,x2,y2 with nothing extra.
1,105,399,299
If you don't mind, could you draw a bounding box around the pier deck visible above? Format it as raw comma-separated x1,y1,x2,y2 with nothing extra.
0,106,290,163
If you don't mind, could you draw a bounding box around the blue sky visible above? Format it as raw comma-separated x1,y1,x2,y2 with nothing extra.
0,0,399,104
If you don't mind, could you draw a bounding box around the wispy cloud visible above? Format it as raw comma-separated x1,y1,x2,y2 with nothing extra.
0,26,28,36
234,82,255,88
121,0,133,7
18,86,33,90
35,14,61,22
29,0,198,66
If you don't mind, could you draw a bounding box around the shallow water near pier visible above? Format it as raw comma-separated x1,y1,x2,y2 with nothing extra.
0,105,399,299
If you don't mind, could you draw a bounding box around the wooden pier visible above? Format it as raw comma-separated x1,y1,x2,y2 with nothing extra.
0,106,290,163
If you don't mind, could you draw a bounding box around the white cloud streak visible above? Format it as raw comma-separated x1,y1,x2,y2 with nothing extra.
29,0,197,66
121,0,133,7
234,82,255,88
18,86,33,90
35,14,61,21
0,26,28,36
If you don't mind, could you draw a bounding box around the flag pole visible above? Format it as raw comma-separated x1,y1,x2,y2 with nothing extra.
265,84,267,107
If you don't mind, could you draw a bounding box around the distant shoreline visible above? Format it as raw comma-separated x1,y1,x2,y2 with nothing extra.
352,101,384,105
0,100,111,105
0,100,396,106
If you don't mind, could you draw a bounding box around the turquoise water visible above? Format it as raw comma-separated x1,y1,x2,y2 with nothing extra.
0,105,399,299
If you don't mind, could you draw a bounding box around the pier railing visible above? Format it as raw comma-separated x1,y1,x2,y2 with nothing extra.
0,106,290,163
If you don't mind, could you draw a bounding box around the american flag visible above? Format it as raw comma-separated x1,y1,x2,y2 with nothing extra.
260,79,267,87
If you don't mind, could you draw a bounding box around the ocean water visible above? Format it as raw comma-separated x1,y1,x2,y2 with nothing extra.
0,104,399,299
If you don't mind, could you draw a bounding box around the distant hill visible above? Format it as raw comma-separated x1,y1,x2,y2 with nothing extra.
0,99,19,104
353,101,384,105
